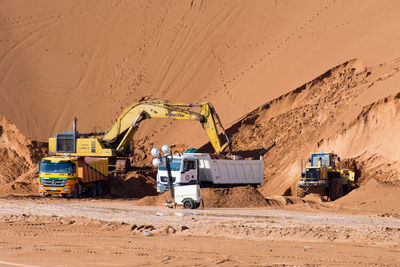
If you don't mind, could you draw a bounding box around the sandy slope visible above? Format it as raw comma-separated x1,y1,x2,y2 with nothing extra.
199,58,400,198
1,0,400,149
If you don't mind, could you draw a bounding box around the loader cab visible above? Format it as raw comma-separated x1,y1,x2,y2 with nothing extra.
309,153,340,169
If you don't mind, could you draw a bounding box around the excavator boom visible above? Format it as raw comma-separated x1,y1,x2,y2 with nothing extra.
103,100,230,154
48,100,231,159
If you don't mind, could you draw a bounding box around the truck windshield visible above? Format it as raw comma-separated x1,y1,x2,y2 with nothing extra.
311,154,330,167
40,160,73,174
158,159,182,171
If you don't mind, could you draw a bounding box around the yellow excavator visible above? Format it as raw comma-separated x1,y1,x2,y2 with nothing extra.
48,100,231,172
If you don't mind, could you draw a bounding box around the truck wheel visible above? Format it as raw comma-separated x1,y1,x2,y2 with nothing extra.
90,184,97,198
73,184,79,199
329,177,343,201
97,182,103,196
183,199,195,209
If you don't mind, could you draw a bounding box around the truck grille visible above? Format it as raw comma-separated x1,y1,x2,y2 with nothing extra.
41,179,68,187
160,176,176,183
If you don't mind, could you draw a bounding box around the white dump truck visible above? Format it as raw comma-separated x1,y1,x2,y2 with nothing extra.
156,153,264,193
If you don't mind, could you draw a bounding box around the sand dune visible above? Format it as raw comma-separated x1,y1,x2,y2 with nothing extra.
0,0,399,211
1,0,400,148
199,58,400,198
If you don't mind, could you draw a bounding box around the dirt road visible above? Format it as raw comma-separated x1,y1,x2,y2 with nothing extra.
0,197,399,266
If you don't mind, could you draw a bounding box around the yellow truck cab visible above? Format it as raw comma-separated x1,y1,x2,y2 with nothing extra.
38,156,108,198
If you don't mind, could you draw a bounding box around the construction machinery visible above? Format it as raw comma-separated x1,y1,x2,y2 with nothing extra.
156,152,264,193
295,152,356,201
38,156,108,198
48,100,231,173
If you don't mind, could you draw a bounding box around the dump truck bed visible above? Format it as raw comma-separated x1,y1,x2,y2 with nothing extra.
77,157,108,183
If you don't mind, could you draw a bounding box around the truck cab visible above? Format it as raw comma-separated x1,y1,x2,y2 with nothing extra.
38,156,79,197
157,155,199,193
38,156,108,198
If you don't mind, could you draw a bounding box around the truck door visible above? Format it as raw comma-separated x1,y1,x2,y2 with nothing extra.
182,160,197,184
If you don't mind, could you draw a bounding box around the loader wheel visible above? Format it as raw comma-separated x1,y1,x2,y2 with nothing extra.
296,185,306,198
292,181,306,198
183,199,195,209
329,177,343,201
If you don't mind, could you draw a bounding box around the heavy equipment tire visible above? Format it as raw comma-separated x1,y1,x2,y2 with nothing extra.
97,182,103,196
72,184,79,199
329,177,343,201
295,183,306,198
90,184,97,198
183,199,195,209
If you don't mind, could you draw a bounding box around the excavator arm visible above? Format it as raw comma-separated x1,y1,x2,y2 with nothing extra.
48,100,231,159
102,100,231,154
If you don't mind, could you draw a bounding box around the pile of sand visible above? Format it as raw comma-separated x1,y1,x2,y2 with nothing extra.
137,186,268,208
108,168,157,198
2,1,400,150
334,178,400,217
199,58,400,198
201,186,267,208
0,116,45,196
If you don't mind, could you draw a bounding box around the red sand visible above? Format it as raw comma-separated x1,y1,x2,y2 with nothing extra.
0,1,399,212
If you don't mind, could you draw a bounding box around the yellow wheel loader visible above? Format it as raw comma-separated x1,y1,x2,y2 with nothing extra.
296,153,356,201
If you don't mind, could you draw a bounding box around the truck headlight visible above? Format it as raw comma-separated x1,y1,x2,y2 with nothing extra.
157,183,165,193
63,187,70,192
39,186,44,191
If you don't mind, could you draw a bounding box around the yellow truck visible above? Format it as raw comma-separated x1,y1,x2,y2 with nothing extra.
38,156,108,198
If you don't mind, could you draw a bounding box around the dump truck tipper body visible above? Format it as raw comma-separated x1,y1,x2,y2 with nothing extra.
38,156,108,197
156,153,264,193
